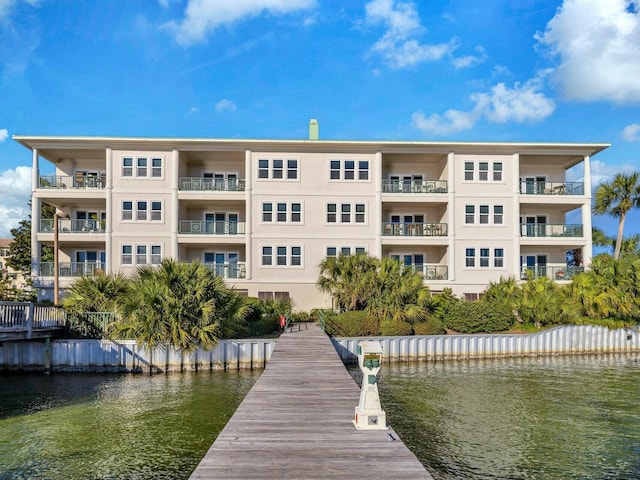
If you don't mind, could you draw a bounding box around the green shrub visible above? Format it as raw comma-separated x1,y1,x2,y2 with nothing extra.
290,311,312,323
413,317,446,335
445,300,515,334
379,320,413,336
330,310,379,336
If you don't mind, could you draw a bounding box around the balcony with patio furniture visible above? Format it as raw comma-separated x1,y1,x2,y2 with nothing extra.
520,223,583,238
179,177,246,192
382,179,448,194
519,181,584,196
179,220,246,235
382,222,448,237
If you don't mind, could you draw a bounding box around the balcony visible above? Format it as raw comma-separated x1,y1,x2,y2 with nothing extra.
204,262,246,279
520,224,583,237
179,220,245,235
520,266,584,281
39,262,105,277
382,222,448,237
408,264,448,280
179,177,245,192
520,181,584,195
40,219,105,233
382,180,448,194
39,175,106,189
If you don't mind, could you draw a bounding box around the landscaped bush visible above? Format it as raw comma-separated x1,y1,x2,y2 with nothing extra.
413,317,446,335
331,310,379,336
444,300,515,334
290,311,312,323
379,320,413,336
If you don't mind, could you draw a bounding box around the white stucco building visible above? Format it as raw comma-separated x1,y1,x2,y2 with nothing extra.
15,123,608,311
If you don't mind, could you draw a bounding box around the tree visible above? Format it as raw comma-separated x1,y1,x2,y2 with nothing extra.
592,172,640,260
317,253,378,311
62,272,131,314
6,202,55,276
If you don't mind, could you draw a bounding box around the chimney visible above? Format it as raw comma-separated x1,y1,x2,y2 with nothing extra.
308,118,319,140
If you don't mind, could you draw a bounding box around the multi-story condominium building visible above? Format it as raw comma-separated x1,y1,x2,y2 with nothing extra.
15,124,608,311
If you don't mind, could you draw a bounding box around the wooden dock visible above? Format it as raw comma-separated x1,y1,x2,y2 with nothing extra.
190,323,432,479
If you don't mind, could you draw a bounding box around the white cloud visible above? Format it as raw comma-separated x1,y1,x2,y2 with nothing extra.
0,166,31,238
166,0,316,46
452,45,487,69
590,158,637,189
412,73,555,135
536,0,640,103
215,99,237,112
365,0,456,68
0,0,38,20
0,128,8,142
622,123,640,141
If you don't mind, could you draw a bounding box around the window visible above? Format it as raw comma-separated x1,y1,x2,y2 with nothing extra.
355,204,366,223
330,160,340,180
480,205,489,224
466,248,475,267
136,245,147,264
358,161,369,180
122,157,133,177
151,158,162,178
291,203,301,222
258,159,269,179
344,160,355,180
122,245,133,265
262,246,272,266
465,205,475,224
494,205,504,224
341,204,351,223
341,246,352,256
287,160,298,179
277,203,287,222
480,248,490,267
151,245,162,264
330,159,369,181
262,203,272,222
122,201,133,221
327,247,337,257
327,204,337,223
464,162,474,181
273,159,283,179
291,246,301,266
137,201,147,221
276,246,287,265
151,202,162,221
495,248,504,268
137,157,147,177
493,162,503,181
479,162,489,181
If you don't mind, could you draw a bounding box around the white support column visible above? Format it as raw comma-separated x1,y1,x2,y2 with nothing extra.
31,149,40,280
582,155,593,268
446,152,455,281
105,148,113,274
512,153,521,278
171,149,180,259
245,149,252,280
374,151,382,259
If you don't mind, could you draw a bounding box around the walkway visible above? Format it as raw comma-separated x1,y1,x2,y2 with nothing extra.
190,323,432,479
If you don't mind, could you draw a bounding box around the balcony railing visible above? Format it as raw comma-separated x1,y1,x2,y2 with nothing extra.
382,222,448,237
382,180,448,194
179,177,245,192
179,220,245,235
520,266,584,281
39,175,106,189
520,181,584,195
39,262,105,277
40,219,105,233
520,224,583,237
406,264,448,280
204,262,246,279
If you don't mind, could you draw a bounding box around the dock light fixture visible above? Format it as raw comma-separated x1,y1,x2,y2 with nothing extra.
353,340,388,430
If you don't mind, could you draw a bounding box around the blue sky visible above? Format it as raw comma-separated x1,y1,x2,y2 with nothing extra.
1,0,639,247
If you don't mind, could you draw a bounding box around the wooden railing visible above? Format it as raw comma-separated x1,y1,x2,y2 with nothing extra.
0,302,66,340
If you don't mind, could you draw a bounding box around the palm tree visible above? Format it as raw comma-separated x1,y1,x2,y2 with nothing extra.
62,272,131,314
592,172,640,260
317,253,378,311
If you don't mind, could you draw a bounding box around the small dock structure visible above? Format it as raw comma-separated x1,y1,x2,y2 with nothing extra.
190,323,432,479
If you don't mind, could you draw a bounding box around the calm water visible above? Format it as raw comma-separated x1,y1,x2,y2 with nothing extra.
1,355,638,479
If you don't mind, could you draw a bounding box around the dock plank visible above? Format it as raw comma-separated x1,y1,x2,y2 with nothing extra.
190,323,432,479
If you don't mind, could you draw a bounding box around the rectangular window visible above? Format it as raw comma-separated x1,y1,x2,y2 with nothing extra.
151,245,162,265
480,248,490,267
464,162,474,181
355,204,366,223
495,248,504,268
122,157,133,177
327,204,337,223
258,159,269,179
122,245,132,265
341,204,351,223
480,205,489,224
466,248,475,267
151,201,162,221
465,205,475,224
479,162,489,181
291,246,301,266
330,160,340,180
137,201,147,221
287,159,298,179
493,162,503,181
326,247,337,257
341,247,351,256
122,201,133,221
272,159,283,179
262,246,272,266
136,245,147,265
262,203,272,222
344,160,355,180
137,157,147,177
358,161,369,180
355,247,366,254
494,205,504,224
291,203,301,222
277,246,287,266
151,158,162,178
277,203,287,222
